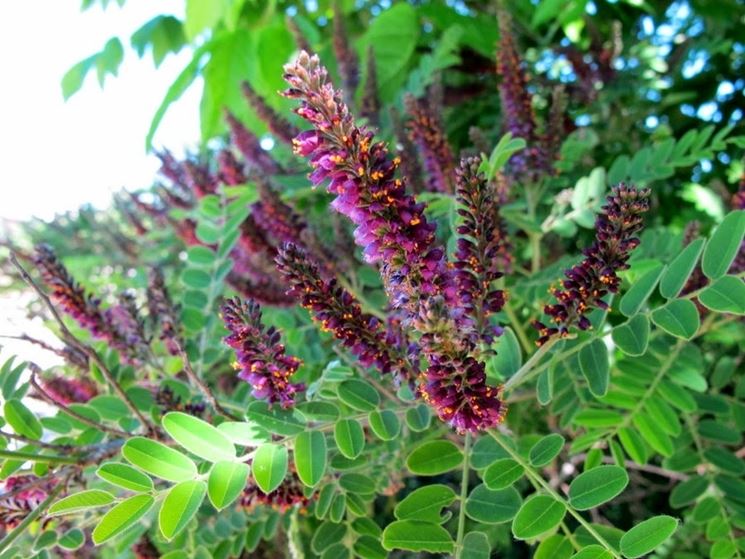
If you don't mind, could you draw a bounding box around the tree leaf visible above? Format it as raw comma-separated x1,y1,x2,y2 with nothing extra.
294,430,327,487
159,479,207,540
659,238,705,298
49,489,115,516
698,275,745,314
96,462,154,492
669,475,708,508
529,433,566,467
461,531,491,559
252,443,288,494
569,466,629,510
702,210,745,280
406,441,463,475
394,484,456,523
382,520,454,554
651,299,700,340
311,521,348,554
483,458,525,490
337,379,380,412
207,461,250,510
334,418,365,459
619,515,678,558
246,401,305,436
619,263,664,316
367,409,400,441
579,340,610,397
570,545,613,559
465,484,522,524
612,315,650,356
4,399,42,440
162,412,235,463
122,437,198,482
512,495,566,539
92,494,155,544
58,528,85,550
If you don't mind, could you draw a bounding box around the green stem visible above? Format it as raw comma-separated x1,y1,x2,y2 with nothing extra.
0,482,64,553
503,336,560,393
0,448,80,464
503,301,533,355
489,431,622,559
455,432,471,559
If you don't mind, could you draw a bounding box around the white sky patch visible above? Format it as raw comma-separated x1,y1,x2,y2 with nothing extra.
0,0,202,222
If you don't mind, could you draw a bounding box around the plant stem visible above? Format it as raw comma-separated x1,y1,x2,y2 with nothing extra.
503,301,532,355
503,336,559,392
0,482,64,553
0,448,79,464
490,431,622,559
177,344,239,420
455,432,471,558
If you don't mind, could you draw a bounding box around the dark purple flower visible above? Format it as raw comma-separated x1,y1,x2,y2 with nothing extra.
106,292,149,363
217,149,247,186
276,243,415,381
404,94,456,193
454,157,509,343
332,0,359,104
155,386,206,418
360,46,380,126
156,149,189,194
497,11,549,179
32,244,111,341
221,296,303,407
286,15,313,55
241,470,310,508
282,51,455,319
225,110,283,175
39,375,97,404
227,272,296,307
1,476,54,530
391,107,425,194
147,268,182,356
533,184,651,345
182,160,218,198
241,81,300,145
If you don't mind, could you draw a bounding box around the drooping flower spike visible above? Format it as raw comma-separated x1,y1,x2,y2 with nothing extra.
225,110,283,175
533,183,651,345
360,46,380,126
221,296,303,407
276,243,416,382
38,374,97,404
146,268,182,356
332,0,359,105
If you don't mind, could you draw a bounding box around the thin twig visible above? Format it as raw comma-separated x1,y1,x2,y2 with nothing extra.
176,344,240,421
10,252,156,436
29,367,129,438
0,481,65,553
0,430,73,451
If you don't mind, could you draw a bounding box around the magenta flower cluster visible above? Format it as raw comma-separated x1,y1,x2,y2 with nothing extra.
221,296,303,407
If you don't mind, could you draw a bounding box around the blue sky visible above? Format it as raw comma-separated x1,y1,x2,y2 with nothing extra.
0,1,201,221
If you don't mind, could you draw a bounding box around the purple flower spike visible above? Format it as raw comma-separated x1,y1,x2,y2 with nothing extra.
404,94,456,194
276,243,416,382
533,184,651,345
221,297,303,407
241,81,300,146
454,157,510,343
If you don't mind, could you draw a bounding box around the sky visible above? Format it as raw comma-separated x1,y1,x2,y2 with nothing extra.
0,0,202,223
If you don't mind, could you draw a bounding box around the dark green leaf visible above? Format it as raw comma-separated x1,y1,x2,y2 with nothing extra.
701,210,745,280
659,238,705,298
394,484,456,523
382,520,454,554
407,440,463,475
619,515,678,558
465,484,522,524
698,275,745,314
4,399,42,440
651,299,700,339
619,264,664,316
612,315,650,356
529,433,565,467
337,379,380,412
579,340,610,397
294,430,327,487
569,466,629,510
483,458,525,490
368,410,400,441
512,495,566,539
334,419,365,459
